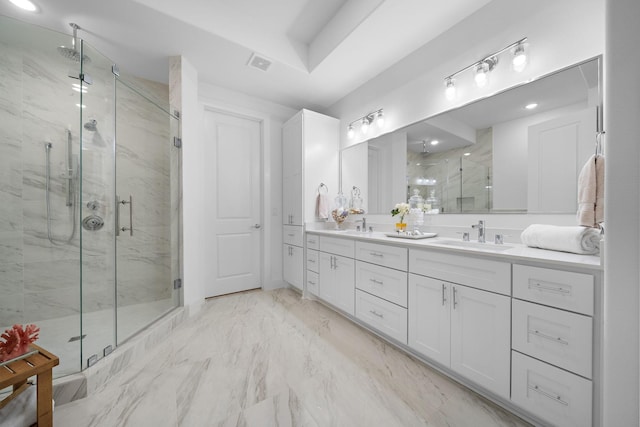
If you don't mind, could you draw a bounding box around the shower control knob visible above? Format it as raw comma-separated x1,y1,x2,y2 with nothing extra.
253,224,262,229
86,200,100,211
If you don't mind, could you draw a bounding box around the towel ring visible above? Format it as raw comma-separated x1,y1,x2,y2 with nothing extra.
318,183,328,194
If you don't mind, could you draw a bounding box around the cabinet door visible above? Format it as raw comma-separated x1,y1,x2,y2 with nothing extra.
450,284,511,399
319,252,336,305
408,274,450,367
319,253,355,316
333,254,355,316
283,244,303,291
282,113,303,225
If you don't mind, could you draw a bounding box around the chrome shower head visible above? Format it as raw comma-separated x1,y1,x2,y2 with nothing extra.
83,119,97,131
58,23,91,64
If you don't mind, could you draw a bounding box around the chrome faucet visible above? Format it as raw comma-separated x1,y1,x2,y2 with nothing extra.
471,220,486,243
355,217,367,232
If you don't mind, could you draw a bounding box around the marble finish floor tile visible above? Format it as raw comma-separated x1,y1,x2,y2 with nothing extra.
54,289,531,426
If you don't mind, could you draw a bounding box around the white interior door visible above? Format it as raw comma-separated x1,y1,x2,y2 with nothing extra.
203,110,261,297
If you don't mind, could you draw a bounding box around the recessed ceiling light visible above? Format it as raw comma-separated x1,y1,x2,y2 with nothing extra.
463,152,471,156
8,0,37,11
525,103,538,110
430,140,439,146
416,163,421,166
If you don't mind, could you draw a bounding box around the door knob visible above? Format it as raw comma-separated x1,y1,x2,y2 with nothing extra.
253,224,261,229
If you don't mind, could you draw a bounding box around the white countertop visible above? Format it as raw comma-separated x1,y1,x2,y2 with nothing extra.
306,229,603,271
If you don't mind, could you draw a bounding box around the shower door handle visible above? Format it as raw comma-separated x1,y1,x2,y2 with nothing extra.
116,195,133,236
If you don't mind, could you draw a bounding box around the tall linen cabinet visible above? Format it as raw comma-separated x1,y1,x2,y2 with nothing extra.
282,109,339,290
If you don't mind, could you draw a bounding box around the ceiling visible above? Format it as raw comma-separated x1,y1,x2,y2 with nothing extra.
0,0,493,111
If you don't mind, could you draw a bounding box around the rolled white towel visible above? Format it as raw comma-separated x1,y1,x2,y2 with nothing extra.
521,224,601,255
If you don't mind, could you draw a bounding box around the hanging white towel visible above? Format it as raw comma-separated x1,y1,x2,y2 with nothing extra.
316,194,329,220
577,154,605,227
521,224,601,255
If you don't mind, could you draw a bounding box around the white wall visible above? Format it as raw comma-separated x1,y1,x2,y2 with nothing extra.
603,0,640,425
197,82,297,291
492,102,589,211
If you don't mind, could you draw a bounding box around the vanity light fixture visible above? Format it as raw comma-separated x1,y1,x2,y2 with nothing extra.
346,108,384,138
445,77,456,100
512,42,528,72
8,0,37,11
444,37,528,98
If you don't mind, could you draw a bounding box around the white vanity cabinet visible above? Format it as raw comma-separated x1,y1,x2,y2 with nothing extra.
318,236,355,315
354,242,408,344
511,264,596,427
408,249,511,399
281,109,338,290
305,234,319,296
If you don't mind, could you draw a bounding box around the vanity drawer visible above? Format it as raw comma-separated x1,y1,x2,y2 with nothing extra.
306,250,319,273
356,261,408,307
320,236,355,258
409,249,511,296
513,265,594,315
306,234,320,250
356,242,407,271
355,289,407,344
306,270,319,296
512,299,592,378
283,225,303,247
512,351,592,427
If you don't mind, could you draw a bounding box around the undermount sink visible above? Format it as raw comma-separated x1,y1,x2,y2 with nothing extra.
435,240,513,251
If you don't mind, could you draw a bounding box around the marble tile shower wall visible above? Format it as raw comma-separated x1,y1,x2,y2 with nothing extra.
0,33,173,331
115,78,173,308
0,37,84,329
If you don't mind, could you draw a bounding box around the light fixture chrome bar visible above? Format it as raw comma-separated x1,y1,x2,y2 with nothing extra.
445,37,528,81
348,108,384,127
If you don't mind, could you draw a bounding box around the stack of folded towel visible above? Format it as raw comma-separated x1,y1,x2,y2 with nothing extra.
521,224,601,255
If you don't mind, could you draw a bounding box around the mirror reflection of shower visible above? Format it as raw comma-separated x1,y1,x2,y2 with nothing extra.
44,129,78,245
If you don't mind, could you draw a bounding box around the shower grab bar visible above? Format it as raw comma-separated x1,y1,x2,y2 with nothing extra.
116,195,133,236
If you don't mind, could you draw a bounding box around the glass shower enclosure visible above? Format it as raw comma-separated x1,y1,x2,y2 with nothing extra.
0,15,181,378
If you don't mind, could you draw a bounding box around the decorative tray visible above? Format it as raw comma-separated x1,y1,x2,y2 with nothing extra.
384,232,438,240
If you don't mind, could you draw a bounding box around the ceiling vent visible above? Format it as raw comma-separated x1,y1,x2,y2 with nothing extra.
247,53,272,72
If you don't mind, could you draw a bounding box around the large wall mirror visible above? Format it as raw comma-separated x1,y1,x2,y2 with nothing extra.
341,56,602,214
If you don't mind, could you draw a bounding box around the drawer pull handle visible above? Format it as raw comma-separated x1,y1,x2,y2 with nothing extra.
453,286,458,309
370,278,384,285
370,310,384,318
370,252,384,257
308,259,316,263
308,239,316,244
442,283,447,306
528,329,569,346
528,282,570,295
287,233,295,237
528,383,569,406
308,281,316,285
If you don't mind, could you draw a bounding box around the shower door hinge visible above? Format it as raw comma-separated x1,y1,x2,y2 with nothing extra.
87,354,98,368
173,137,182,148
80,73,93,85
174,278,183,289
103,345,113,357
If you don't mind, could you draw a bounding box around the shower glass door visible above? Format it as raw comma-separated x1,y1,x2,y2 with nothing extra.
113,79,180,345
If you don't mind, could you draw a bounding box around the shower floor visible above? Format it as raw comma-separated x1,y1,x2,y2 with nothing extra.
31,299,176,377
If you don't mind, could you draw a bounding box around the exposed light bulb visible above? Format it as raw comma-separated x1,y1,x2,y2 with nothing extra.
347,125,355,139
9,0,37,11
361,117,370,134
445,78,456,100
512,44,528,72
376,111,384,128
475,62,489,87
